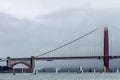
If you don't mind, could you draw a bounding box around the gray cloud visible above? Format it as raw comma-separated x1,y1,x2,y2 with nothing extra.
0,8,120,57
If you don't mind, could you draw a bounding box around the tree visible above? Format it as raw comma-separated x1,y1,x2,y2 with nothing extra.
0,66,13,72
0,66,2,71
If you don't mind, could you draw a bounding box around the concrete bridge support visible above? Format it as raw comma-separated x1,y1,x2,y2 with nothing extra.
6,57,11,67
31,56,35,72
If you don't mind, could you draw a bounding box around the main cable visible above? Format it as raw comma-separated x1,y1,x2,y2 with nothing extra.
36,27,99,57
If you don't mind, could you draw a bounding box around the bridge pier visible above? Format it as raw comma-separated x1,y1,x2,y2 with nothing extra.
31,56,35,72
6,57,11,67
104,27,109,72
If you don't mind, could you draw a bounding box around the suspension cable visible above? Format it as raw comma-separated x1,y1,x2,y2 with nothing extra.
36,27,99,57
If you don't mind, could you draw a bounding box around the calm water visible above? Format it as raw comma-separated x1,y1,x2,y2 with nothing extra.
0,73,120,80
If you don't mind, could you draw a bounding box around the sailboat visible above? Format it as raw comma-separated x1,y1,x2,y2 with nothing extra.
116,68,119,73
77,66,83,73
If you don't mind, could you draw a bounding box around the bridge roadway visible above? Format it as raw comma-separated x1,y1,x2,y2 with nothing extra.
35,56,120,60
1,56,120,61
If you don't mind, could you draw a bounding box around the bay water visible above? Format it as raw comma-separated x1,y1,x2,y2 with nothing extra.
0,73,120,80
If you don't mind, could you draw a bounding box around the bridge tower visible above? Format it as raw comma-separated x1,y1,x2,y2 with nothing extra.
104,27,109,72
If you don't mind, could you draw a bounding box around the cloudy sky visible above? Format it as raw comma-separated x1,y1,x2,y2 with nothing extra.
0,0,120,68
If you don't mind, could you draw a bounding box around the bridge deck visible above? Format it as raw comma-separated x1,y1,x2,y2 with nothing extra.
35,56,120,60
1,56,120,61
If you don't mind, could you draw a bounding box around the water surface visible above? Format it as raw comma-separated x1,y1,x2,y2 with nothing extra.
0,73,120,80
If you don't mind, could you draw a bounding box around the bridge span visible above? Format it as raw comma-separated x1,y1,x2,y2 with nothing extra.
0,27,120,73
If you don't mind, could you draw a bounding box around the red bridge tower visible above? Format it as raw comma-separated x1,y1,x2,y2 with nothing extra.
104,27,109,72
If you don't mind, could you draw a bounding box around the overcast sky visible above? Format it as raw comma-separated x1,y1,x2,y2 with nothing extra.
0,0,120,68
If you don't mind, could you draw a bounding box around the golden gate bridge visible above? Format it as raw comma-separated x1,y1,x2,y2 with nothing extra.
0,27,120,73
